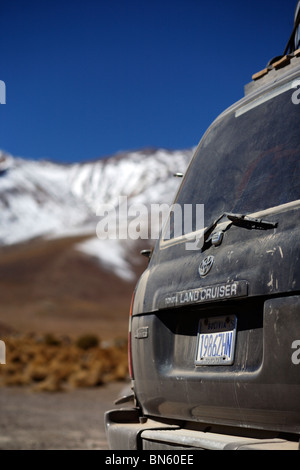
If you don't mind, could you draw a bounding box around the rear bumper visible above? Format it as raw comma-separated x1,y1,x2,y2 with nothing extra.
104,408,299,450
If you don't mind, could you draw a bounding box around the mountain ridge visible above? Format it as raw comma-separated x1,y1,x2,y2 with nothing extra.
0,146,193,278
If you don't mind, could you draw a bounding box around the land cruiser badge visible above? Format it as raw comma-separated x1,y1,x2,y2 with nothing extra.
199,255,214,277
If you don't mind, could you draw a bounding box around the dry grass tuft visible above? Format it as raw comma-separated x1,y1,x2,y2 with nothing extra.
0,333,129,392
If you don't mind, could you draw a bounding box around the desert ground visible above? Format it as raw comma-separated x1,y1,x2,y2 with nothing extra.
0,381,128,450
0,235,146,450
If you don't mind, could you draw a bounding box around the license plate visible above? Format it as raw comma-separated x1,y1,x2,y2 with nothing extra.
195,315,237,365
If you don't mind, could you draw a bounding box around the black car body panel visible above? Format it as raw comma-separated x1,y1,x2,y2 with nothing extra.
105,7,300,450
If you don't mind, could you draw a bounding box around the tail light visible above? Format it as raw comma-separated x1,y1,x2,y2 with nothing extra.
128,291,135,380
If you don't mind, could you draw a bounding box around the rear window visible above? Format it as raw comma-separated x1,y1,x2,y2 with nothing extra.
172,82,300,234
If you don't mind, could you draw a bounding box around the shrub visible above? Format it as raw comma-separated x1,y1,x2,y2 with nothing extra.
75,334,99,350
43,333,61,346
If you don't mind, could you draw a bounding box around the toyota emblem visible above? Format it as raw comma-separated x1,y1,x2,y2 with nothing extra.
199,256,214,277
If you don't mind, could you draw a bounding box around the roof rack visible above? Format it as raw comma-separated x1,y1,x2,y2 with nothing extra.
252,49,300,82
251,1,300,82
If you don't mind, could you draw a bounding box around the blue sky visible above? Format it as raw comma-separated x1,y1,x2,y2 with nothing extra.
0,0,298,163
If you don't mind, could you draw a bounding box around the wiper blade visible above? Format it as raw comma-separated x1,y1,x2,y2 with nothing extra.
225,212,278,230
203,212,278,247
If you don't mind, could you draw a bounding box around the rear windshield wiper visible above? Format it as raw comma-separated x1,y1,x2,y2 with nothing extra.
225,212,278,230
203,212,278,248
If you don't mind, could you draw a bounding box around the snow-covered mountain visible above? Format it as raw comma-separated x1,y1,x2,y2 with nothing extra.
0,148,193,280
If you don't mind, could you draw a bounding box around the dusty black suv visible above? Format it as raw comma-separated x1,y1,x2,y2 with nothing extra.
105,4,300,451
